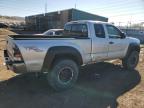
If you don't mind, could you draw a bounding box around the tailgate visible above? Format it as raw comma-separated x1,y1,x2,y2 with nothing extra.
6,37,16,61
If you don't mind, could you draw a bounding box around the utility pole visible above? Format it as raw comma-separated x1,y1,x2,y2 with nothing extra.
75,3,76,9
75,0,78,9
44,0,47,16
118,22,122,27
129,16,132,29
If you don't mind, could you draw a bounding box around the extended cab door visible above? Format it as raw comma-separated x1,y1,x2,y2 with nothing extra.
105,24,128,59
91,23,109,62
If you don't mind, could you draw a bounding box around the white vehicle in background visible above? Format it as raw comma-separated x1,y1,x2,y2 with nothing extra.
43,29,63,36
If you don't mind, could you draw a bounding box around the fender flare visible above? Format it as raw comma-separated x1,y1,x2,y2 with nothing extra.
41,46,83,71
124,43,140,58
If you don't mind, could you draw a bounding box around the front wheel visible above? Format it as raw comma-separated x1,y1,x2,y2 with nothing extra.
47,59,79,91
122,51,139,70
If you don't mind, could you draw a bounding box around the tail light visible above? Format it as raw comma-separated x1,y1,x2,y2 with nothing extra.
13,45,23,61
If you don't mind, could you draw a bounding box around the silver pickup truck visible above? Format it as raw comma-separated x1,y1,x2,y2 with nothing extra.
4,20,140,91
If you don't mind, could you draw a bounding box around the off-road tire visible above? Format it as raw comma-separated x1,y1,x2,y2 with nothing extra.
47,59,79,91
122,51,139,70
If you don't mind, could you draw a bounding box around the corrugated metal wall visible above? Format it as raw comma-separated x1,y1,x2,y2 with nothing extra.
72,9,108,21
25,9,108,31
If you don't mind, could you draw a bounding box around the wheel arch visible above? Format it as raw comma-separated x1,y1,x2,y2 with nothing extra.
124,42,140,58
41,46,83,72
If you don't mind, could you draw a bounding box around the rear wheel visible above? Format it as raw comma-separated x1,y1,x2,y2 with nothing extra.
122,51,139,70
47,59,79,91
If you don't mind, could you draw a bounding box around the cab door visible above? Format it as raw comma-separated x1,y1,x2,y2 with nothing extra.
91,24,109,62
105,24,128,59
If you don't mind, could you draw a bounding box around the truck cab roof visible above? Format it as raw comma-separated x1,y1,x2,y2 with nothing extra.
66,20,110,25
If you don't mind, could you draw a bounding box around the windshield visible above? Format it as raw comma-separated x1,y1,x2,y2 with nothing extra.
43,30,63,36
43,30,54,35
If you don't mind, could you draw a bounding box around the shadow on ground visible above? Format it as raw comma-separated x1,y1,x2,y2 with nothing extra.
0,62,141,108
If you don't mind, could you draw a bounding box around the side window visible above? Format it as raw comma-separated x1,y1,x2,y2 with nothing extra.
106,25,121,38
55,31,63,35
94,24,105,38
71,24,88,37
64,24,71,32
64,24,88,37
64,24,71,36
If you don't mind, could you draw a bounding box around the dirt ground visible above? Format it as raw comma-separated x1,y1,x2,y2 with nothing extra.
0,29,144,108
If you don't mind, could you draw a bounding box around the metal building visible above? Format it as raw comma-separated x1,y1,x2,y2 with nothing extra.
25,8,108,31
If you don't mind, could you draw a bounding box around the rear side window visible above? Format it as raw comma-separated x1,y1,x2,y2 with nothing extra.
64,24,71,31
55,31,63,35
94,24,105,38
64,24,88,37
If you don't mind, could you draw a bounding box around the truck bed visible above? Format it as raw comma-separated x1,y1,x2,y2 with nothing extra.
9,35,89,40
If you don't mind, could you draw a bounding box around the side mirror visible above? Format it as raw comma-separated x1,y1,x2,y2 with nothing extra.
121,32,126,39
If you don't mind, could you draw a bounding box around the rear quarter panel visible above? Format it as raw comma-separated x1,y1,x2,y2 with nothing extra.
15,38,91,72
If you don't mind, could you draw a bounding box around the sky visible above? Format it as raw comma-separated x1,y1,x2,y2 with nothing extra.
0,0,144,25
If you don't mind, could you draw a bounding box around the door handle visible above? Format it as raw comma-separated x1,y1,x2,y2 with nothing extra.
109,41,114,44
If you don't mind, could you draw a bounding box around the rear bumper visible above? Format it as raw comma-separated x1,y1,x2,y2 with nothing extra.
3,50,27,73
